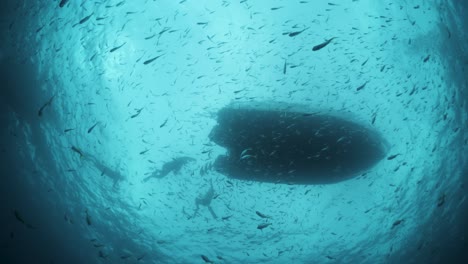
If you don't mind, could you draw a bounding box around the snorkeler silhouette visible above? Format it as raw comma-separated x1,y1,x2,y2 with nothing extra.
142,156,195,182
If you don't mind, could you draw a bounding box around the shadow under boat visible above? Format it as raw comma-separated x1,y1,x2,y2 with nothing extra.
209,102,389,185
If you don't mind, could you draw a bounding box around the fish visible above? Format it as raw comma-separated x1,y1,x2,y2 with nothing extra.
139,149,150,155
387,154,400,160
233,88,245,94
240,148,252,157
38,95,55,117
87,122,99,133
240,154,256,160
221,215,233,221
391,219,404,229
257,222,272,230
271,6,284,10
73,13,94,27
79,13,94,25
120,255,132,260
130,107,144,118
85,209,92,225
36,25,45,33
201,255,213,263
283,59,287,74
158,27,170,36
409,85,417,96
110,42,126,53
256,211,271,219
312,37,336,51
144,34,156,40
423,55,430,62
64,128,75,133
361,58,369,66
159,118,168,128
59,0,69,8
356,81,368,91
302,112,319,116
71,146,84,158
143,54,164,65
89,53,97,61
13,210,35,229
437,194,445,207
288,27,308,37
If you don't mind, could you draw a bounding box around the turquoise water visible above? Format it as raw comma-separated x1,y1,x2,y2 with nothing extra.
0,0,466,263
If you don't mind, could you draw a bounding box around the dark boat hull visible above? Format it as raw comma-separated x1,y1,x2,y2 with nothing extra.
210,103,388,184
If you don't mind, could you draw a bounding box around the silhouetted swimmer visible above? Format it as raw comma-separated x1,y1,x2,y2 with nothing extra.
142,157,195,182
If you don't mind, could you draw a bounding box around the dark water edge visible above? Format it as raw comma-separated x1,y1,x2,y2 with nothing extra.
0,0,466,263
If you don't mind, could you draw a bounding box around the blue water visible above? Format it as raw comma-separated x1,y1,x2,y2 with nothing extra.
0,0,467,263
